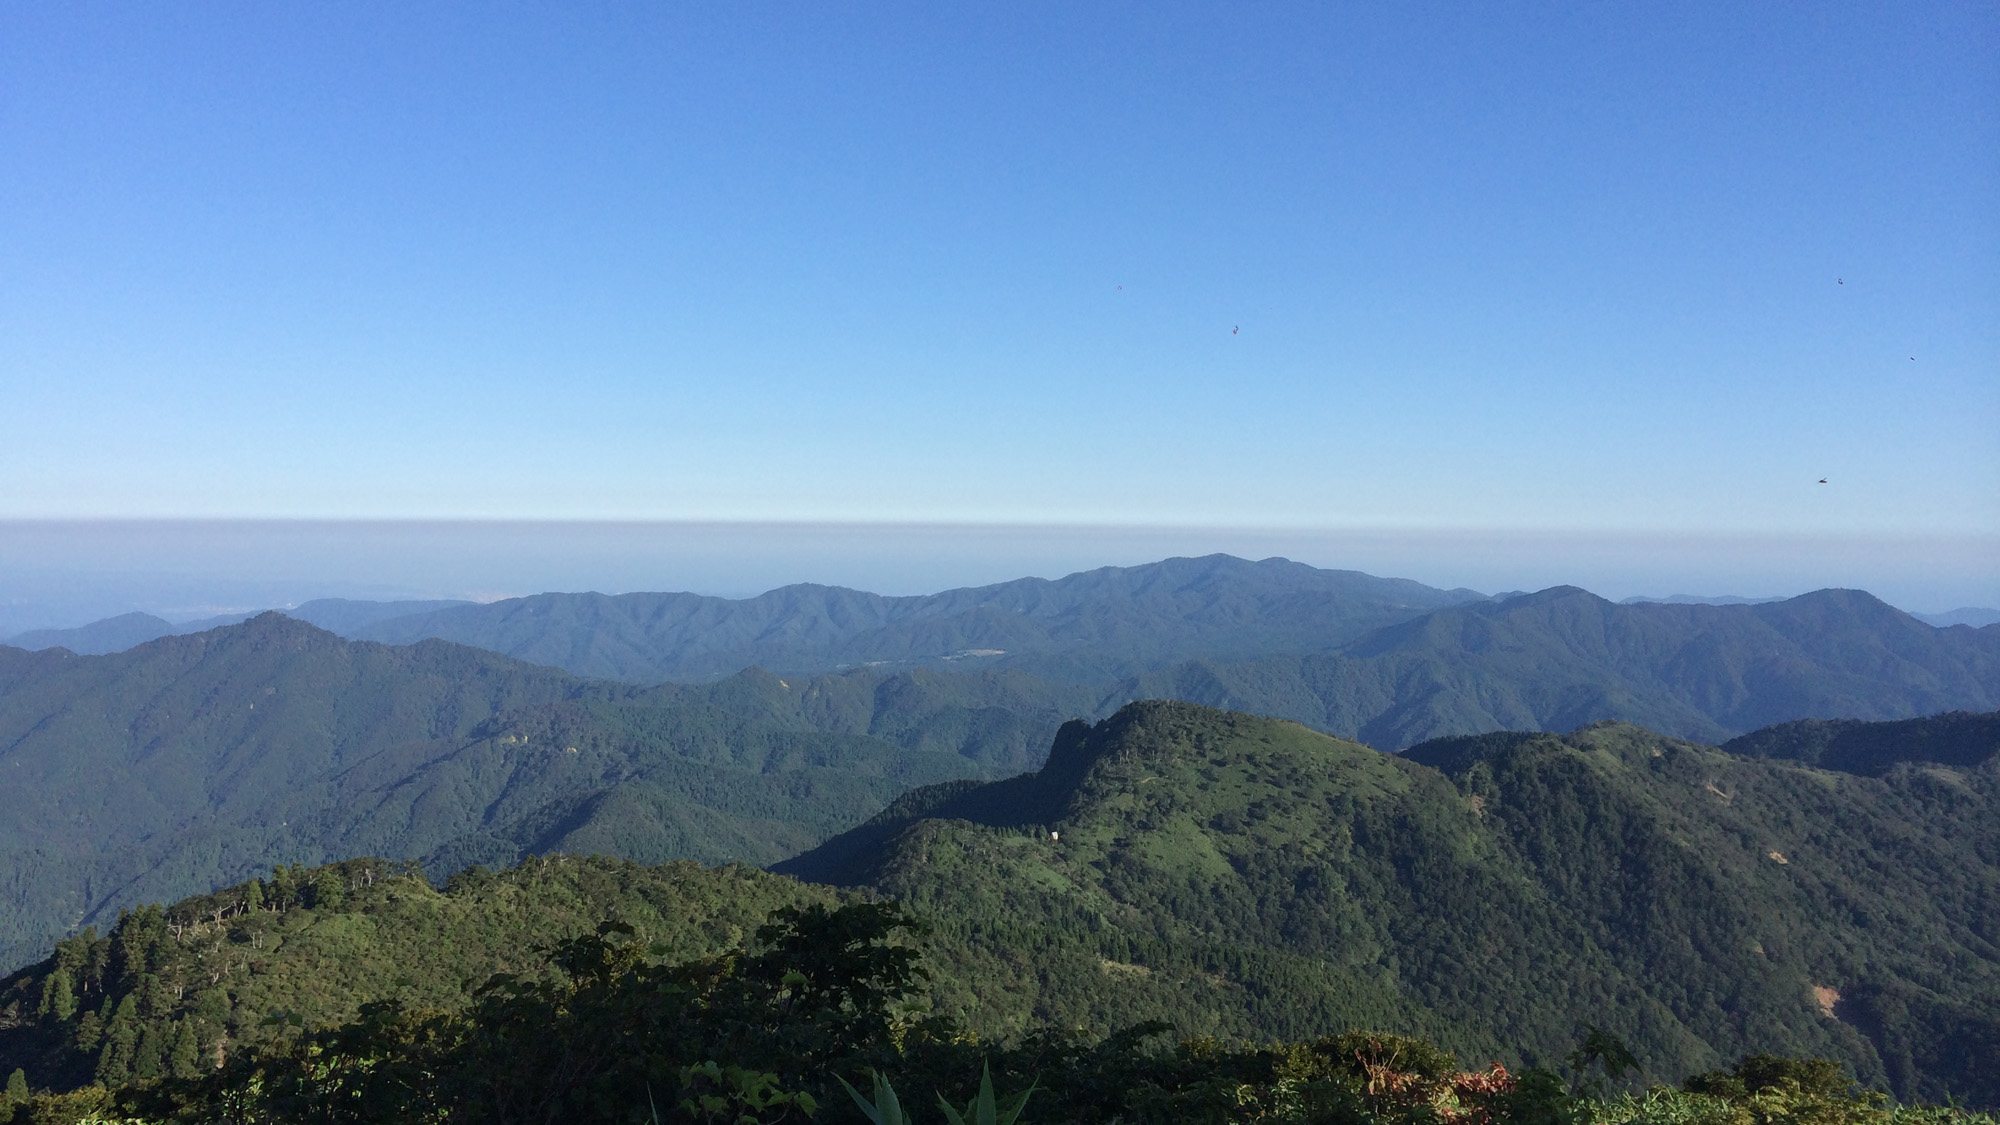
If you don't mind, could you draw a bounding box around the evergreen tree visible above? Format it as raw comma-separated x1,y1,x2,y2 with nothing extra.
94,995,139,1087
132,1024,166,1085
169,1020,203,1080
83,928,110,992
37,969,74,1021
242,879,264,913
310,870,347,910
137,973,167,1019
271,865,297,910
3,1069,25,1105
72,1000,106,1053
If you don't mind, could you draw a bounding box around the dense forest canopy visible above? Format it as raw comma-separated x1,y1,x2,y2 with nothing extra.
4,703,1996,1118
778,703,2000,1105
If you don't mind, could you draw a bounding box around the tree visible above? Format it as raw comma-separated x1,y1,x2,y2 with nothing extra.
169,1020,204,1080
270,865,298,911
311,870,347,911
94,995,140,1086
38,969,75,1021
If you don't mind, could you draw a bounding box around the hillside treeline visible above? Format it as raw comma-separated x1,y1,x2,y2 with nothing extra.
0,889,1985,1125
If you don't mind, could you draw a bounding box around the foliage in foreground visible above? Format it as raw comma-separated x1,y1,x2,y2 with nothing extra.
0,903,1991,1125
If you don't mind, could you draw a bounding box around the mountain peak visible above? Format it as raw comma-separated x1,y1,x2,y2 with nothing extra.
1494,585,1599,606
203,610,342,650
775,700,1378,887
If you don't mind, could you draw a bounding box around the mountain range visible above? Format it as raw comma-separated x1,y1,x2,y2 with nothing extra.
0,599,472,656
14,556,1996,667
5,702,1995,1106
340,555,1485,682
2,557,1996,972
1122,585,2000,747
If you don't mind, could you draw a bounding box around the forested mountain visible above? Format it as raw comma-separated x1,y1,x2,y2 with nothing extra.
12,563,1995,759
778,701,2000,1105
1118,587,2000,747
0,857,840,1096
2,705,1996,1113
5,580,1998,971
1721,710,2000,775
345,555,1484,682
0,615,1091,971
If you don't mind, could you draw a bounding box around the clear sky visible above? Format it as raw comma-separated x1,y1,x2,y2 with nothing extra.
1,4,1995,605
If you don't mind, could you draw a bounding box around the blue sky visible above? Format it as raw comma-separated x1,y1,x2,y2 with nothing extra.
1,3,1995,605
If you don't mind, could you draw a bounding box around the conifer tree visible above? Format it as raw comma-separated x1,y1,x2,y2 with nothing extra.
3,1069,25,1105
95,995,139,1087
169,1020,203,1080
72,1000,107,1053
271,865,297,910
37,969,74,1021
311,869,347,910
133,1025,166,1084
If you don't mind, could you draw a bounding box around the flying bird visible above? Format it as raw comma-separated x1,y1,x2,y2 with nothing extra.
1837,279,1844,284
1819,478,1828,484
1232,326,1239,335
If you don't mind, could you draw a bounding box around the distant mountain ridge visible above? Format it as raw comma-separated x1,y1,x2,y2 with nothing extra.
345,555,1485,682
1620,593,1786,606
1914,607,2000,628
1119,586,2000,746
13,558,1993,689
2,598,471,655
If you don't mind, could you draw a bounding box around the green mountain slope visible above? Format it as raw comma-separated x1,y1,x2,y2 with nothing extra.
0,856,838,1093
1721,710,2000,775
0,616,1092,972
777,701,2000,1104
1120,587,2000,747
349,554,1482,682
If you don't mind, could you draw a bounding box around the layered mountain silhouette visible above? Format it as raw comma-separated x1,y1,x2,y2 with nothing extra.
1,598,470,656
0,614,1090,969
779,701,2000,1105
1119,586,2000,746
2,566,1997,970
343,555,1485,682
10,561,1990,747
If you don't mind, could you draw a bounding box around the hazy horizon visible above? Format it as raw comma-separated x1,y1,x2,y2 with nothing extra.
2,518,1992,635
